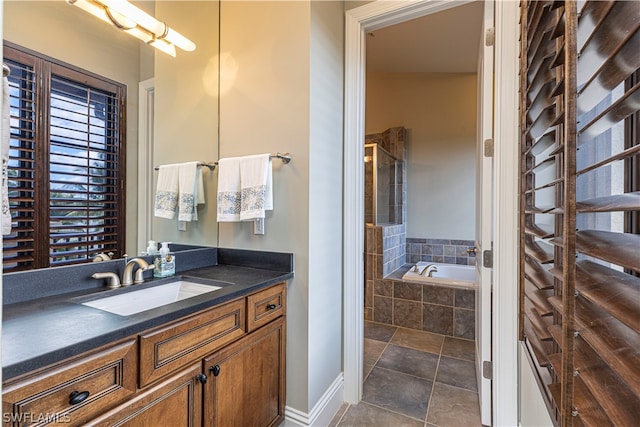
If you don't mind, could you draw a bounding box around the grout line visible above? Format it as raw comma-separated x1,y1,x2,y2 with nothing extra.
424,346,442,425
358,401,427,423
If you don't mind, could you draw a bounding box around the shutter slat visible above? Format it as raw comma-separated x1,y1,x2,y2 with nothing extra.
576,192,640,212
524,237,554,264
525,306,553,341
548,325,563,347
572,260,640,334
575,297,640,397
573,376,615,427
577,32,640,114
576,231,640,272
524,256,555,290
524,318,553,367
577,81,640,140
577,1,640,86
525,221,555,239
577,144,640,176
574,337,640,426
525,281,554,316
525,128,556,156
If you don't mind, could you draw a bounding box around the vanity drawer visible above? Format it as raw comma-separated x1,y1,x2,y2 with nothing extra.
139,299,245,387
247,282,286,332
2,339,137,427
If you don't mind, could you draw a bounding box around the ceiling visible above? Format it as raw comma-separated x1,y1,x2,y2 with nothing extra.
366,1,484,73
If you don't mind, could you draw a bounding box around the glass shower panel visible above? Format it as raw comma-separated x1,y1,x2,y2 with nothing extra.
364,145,374,224
364,144,401,225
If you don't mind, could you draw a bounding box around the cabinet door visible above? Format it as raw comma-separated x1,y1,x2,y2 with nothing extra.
90,363,203,427
203,317,285,427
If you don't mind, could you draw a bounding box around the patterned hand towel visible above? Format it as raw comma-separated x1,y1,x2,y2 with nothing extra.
216,157,242,222
178,161,204,222
154,164,180,219
239,154,272,221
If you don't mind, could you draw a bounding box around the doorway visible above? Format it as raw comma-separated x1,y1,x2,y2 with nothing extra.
343,1,521,425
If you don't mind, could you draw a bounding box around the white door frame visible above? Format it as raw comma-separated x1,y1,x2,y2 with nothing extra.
343,1,520,424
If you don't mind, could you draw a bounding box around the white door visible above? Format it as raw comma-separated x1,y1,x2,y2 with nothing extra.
476,1,494,425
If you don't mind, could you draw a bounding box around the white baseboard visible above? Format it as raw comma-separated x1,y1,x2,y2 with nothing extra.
283,373,344,426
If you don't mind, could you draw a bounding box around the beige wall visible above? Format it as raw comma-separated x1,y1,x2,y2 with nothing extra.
219,0,344,414
151,1,219,247
366,72,477,240
4,0,143,256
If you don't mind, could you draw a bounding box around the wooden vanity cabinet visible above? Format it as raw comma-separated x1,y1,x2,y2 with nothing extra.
89,363,203,427
203,317,286,427
2,282,287,427
2,339,137,427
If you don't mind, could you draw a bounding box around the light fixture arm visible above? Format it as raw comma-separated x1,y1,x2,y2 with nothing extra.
104,7,135,31
67,0,196,57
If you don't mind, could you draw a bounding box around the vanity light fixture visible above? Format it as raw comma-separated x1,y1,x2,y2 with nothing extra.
67,0,196,57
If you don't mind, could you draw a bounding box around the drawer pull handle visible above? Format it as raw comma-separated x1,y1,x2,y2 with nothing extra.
266,304,277,310
210,364,221,377
196,374,208,384
69,390,90,405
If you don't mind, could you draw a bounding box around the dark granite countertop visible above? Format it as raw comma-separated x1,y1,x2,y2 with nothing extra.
2,248,293,381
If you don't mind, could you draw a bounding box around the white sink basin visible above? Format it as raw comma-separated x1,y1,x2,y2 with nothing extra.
82,281,222,316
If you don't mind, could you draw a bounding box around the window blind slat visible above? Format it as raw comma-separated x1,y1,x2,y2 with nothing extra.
569,260,640,334
574,338,640,426
575,192,640,212
575,297,640,397
574,231,640,272
524,256,555,290
573,376,615,427
577,1,640,86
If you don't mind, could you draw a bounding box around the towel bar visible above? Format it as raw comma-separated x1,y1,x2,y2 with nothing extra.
154,153,292,171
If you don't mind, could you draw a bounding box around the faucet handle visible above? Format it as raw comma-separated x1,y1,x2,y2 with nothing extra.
134,264,155,284
92,272,121,289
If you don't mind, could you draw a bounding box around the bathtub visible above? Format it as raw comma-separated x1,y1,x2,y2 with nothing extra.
401,262,476,289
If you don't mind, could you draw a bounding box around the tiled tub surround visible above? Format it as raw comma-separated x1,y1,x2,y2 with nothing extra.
364,224,406,320
406,238,476,266
372,265,476,340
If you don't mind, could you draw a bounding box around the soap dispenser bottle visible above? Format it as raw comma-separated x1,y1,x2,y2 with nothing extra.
153,242,175,278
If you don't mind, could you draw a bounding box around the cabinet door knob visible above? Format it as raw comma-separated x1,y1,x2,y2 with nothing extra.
266,304,277,310
69,390,90,405
210,364,221,377
196,373,207,384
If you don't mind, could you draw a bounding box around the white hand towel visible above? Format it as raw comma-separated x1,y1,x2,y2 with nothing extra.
178,161,204,222
217,157,242,222
239,154,272,221
2,76,11,235
154,164,180,219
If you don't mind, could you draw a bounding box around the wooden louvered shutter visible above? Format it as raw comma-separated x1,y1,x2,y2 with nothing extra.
519,1,640,425
3,43,126,272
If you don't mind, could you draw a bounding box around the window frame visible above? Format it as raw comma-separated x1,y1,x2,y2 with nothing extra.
2,41,126,272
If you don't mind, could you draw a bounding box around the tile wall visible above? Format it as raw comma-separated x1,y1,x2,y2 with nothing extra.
364,224,407,320
406,238,476,266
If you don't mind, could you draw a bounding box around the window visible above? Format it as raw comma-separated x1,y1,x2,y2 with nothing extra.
519,1,640,425
3,43,126,272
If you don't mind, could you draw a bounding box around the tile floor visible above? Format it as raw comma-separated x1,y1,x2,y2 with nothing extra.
330,321,482,427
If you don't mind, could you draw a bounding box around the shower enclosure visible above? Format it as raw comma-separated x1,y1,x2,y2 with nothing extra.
363,127,406,321
364,143,401,225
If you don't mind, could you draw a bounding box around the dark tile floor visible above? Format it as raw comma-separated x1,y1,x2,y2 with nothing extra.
330,321,482,427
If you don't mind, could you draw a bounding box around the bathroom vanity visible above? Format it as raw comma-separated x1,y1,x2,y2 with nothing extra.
1,247,292,427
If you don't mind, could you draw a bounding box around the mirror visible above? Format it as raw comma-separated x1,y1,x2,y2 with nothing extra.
3,0,220,269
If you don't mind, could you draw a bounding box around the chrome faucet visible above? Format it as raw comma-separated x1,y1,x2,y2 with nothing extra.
420,264,438,277
122,257,155,286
